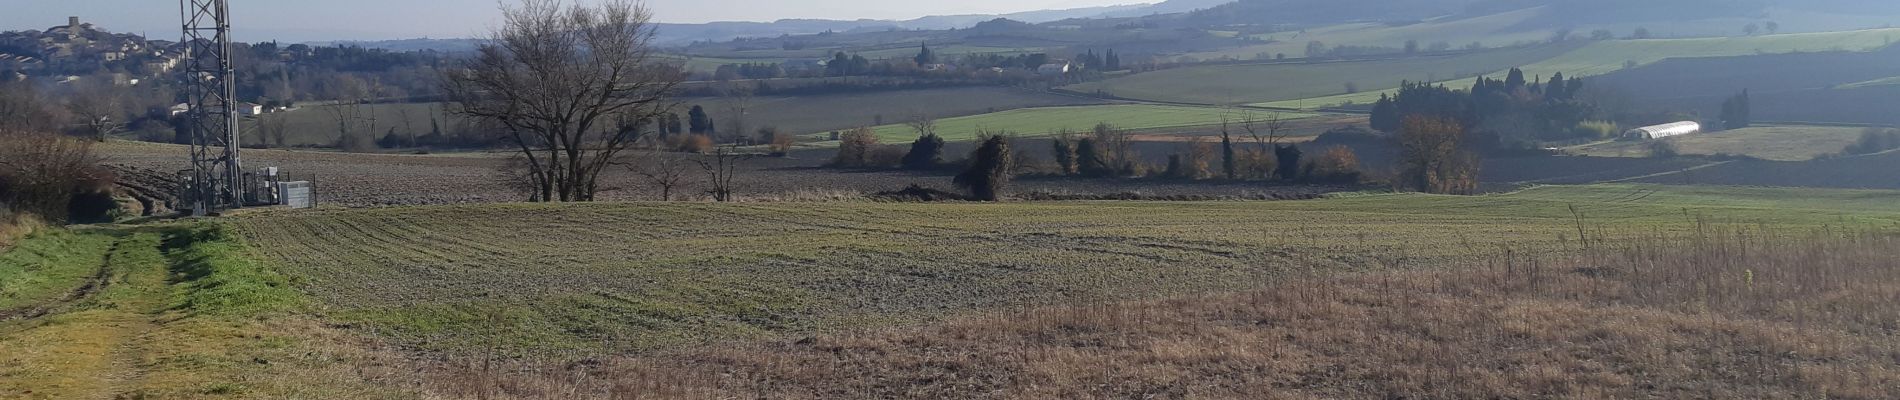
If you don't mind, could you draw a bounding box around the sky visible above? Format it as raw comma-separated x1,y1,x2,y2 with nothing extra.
1,0,1142,42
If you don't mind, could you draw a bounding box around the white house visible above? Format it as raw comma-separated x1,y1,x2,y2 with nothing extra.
237,102,264,116
1624,121,1700,140
168,103,190,116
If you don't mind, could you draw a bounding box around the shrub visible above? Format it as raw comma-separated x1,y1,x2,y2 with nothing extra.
1237,148,1277,180
902,133,945,170
1647,139,1680,158
1397,116,1479,194
1304,145,1363,184
378,130,409,149
832,128,881,167
868,145,907,168
757,127,795,157
954,135,1013,201
1572,120,1619,139
335,131,374,152
668,134,715,154
1051,130,1078,175
1843,127,1900,155
0,130,115,224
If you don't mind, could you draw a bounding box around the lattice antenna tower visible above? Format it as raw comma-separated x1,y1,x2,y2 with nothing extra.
179,0,242,214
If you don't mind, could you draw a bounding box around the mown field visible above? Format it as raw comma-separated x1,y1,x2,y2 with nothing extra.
1263,28,1900,109
1065,44,1577,105
225,184,1900,357
846,104,1317,142
1568,125,1866,161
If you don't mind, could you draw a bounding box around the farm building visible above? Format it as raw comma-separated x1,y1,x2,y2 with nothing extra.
1625,121,1701,140
1038,62,1071,76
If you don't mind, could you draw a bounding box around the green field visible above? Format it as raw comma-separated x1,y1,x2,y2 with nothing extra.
1185,7,1563,62
1568,125,1867,161
1263,28,1900,109
837,104,1313,142
221,184,1900,356
1066,44,1577,105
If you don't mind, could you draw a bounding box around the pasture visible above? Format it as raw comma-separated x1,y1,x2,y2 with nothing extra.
225,184,1900,356
1567,125,1866,161
1065,44,1576,105
849,104,1316,142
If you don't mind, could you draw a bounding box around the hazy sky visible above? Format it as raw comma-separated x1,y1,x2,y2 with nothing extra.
1,0,1141,42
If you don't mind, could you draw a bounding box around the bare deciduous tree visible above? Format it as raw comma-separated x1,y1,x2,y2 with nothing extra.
1239,111,1288,151
720,81,754,144
65,81,127,142
259,113,290,148
697,145,750,202
444,0,682,202
632,152,691,201
0,82,67,134
905,113,937,138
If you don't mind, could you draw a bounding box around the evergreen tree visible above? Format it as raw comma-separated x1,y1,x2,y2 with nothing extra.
902,133,945,170
914,42,935,65
827,52,851,76
1274,144,1303,181
1504,68,1527,93
688,105,711,134
1546,72,1567,100
1105,49,1121,71
850,55,871,75
1076,138,1108,177
1370,93,1400,133
666,113,684,138
1721,89,1753,130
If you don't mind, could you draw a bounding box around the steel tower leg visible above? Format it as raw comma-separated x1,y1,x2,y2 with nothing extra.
180,0,241,214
